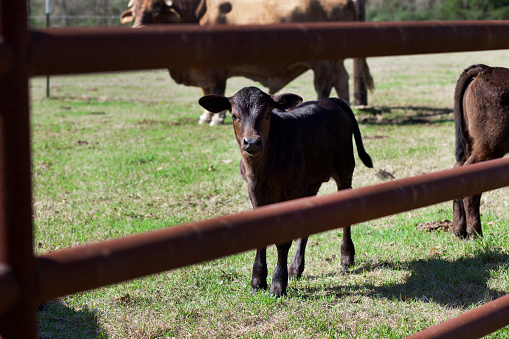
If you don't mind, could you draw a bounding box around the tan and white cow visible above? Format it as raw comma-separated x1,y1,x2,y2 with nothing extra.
122,0,374,125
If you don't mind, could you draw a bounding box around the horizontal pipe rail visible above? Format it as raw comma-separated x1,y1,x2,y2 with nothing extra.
37,157,509,303
28,20,509,76
407,293,509,339
16,18,509,338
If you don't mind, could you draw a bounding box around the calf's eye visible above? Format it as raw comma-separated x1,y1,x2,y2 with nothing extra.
231,114,238,121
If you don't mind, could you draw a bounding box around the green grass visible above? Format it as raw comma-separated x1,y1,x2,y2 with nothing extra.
32,51,509,338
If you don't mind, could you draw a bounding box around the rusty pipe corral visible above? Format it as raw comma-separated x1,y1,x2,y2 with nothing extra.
36,157,509,304
0,0,38,338
28,21,509,76
407,293,509,339
0,17,508,339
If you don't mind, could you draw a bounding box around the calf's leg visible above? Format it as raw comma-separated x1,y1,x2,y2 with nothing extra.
334,172,355,268
452,161,468,238
251,248,268,292
464,193,483,238
460,153,493,238
270,241,292,297
341,226,355,268
453,198,467,238
288,187,321,278
289,237,308,278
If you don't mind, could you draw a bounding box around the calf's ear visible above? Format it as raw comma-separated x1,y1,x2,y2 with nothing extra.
272,93,303,111
198,95,231,113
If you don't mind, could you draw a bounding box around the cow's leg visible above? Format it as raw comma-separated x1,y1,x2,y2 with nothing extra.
209,78,227,126
251,248,268,292
312,61,334,99
198,112,213,124
289,237,308,278
210,110,226,126
452,162,468,238
332,60,350,104
198,78,227,126
270,241,292,297
198,86,214,125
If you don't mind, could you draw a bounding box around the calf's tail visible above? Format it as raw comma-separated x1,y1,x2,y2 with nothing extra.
329,98,373,168
454,64,487,162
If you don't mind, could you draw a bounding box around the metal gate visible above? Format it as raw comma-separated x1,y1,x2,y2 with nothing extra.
1,1,509,337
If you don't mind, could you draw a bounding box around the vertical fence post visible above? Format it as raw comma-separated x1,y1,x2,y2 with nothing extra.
353,0,368,106
46,0,50,98
0,0,38,338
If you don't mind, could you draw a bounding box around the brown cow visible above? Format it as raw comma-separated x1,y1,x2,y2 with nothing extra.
120,0,203,26
199,86,373,296
453,64,509,239
121,0,374,126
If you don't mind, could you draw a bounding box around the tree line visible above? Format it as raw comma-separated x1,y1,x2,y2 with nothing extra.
29,0,509,28
366,0,509,21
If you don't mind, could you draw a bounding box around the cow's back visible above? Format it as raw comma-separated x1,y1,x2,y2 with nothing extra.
200,0,356,25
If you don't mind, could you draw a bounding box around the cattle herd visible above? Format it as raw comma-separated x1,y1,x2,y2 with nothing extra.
121,1,509,296
121,0,374,125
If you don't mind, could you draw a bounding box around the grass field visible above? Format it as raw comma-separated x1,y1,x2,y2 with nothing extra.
31,50,509,338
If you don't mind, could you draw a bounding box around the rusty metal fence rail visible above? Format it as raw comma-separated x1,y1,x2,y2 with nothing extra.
26,20,509,76
1,1,509,336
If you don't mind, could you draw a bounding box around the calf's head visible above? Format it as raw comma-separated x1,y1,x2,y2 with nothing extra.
199,87,302,156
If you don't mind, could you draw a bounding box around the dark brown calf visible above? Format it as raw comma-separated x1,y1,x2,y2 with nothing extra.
453,64,509,238
199,87,373,296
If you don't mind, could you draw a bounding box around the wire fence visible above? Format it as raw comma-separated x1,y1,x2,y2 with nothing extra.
29,15,125,28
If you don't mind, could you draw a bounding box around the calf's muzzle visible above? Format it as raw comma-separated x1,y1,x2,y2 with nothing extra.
242,136,262,154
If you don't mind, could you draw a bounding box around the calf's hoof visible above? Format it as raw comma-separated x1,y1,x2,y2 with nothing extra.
453,230,468,239
288,265,302,279
251,287,262,294
269,283,286,298
467,230,483,239
288,270,301,279
251,278,267,293
341,256,354,269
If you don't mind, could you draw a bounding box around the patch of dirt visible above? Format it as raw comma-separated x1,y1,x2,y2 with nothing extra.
137,118,196,127
364,135,390,140
359,106,454,125
415,219,452,232
376,169,395,180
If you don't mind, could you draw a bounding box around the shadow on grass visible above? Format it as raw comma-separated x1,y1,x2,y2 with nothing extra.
374,251,508,308
38,300,106,339
301,247,508,309
358,106,454,125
